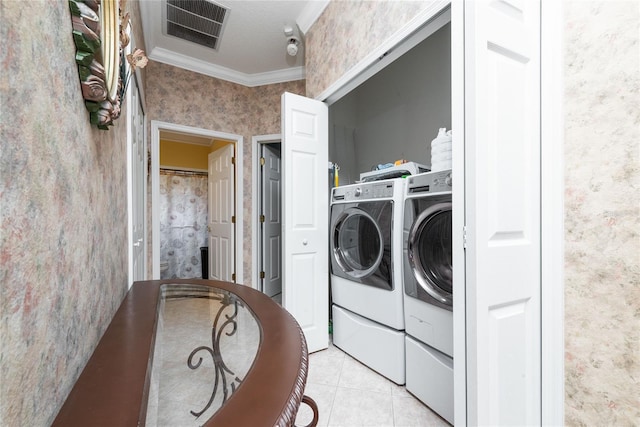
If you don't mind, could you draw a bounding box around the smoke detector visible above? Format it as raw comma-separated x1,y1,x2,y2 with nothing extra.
287,36,300,56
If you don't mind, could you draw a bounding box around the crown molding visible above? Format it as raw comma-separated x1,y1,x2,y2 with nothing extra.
296,0,330,35
149,47,305,87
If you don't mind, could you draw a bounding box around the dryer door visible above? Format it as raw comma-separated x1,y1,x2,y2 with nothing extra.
407,202,453,307
330,201,392,290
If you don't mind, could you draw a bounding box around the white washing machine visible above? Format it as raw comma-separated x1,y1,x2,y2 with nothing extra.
330,178,405,384
403,169,454,424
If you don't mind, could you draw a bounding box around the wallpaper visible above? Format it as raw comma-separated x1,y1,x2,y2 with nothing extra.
0,1,144,425
159,172,208,279
144,61,305,283
563,2,640,425
305,0,429,98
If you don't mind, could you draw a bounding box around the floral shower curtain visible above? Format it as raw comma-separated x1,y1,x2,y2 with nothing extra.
159,169,208,279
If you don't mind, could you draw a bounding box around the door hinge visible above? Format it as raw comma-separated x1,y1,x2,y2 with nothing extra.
260,157,265,166
260,214,265,223
260,271,265,279
231,156,236,165
232,273,236,282
231,215,236,224
463,225,468,249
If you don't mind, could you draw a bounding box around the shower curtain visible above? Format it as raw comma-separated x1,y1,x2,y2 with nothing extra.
159,169,208,279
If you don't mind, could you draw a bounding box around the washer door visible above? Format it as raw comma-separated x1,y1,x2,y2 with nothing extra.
332,207,384,279
407,202,453,306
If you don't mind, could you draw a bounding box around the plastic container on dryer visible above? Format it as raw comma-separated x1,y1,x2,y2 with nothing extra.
430,128,452,172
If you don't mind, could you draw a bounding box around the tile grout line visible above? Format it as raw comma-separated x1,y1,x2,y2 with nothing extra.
324,350,348,427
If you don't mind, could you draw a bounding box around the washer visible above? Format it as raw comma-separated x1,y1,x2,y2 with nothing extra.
330,178,405,384
403,169,453,424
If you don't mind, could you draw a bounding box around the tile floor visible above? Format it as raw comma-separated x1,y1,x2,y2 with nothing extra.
274,292,451,427
294,343,451,427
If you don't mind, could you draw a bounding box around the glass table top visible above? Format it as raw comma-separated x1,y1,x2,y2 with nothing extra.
145,284,261,426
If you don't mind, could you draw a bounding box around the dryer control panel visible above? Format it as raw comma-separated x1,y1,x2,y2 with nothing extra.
407,170,452,194
332,180,396,202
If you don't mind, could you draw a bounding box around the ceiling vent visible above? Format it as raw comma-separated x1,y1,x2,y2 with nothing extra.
166,0,229,50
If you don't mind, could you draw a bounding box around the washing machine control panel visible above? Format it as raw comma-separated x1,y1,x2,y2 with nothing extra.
407,170,452,194
332,180,396,202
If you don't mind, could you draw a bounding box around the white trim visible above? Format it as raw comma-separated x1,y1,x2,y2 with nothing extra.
126,29,147,289
149,47,305,87
142,115,148,284
126,69,135,289
541,0,565,424
151,121,244,284
296,0,330,35
251,134,282,291
133,67,146,114
315,1,451,104
450,1,467,425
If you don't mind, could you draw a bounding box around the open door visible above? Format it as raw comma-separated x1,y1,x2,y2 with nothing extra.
260,144,283,298
208,144,235,282
281,92,329,353
463,0,542,424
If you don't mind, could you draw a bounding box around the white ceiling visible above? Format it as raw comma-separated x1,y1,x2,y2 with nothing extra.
139,0,329,87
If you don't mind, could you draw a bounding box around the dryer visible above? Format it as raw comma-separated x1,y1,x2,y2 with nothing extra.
402,169,454,424
330,178,405,384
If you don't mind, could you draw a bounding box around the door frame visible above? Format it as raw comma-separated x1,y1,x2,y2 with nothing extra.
150,120,244,283
311,0,563,424
126,31,147,288
540,1,565,423
251,134,282,290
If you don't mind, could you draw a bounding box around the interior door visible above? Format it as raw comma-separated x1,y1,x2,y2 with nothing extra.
281,92,329,353
130,76,145,283
208,144,235,282
261,144,282,298
463,0,541,424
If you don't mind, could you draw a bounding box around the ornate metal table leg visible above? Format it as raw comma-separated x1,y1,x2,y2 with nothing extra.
295,395,319,427
187,296,242,419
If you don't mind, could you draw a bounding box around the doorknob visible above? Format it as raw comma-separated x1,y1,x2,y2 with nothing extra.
302,239,308,246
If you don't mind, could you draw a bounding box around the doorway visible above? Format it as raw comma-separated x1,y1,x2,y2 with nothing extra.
251,134,282,300
151,121,244,283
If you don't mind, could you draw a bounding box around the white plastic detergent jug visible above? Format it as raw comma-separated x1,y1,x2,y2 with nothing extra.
430,128,452,171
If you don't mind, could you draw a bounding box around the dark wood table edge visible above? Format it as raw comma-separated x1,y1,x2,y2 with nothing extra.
52,279,311,427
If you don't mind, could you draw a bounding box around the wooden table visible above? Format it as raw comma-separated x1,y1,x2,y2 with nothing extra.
53,279,318,426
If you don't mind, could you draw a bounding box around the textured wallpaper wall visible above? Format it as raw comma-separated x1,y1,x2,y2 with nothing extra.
0,1,145,425
144,61,305,282
307,0,640,425
563,2,639,425
305,0,430,98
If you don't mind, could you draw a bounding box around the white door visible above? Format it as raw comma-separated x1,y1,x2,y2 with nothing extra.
281,92,329,353
208,144,235,282
463,0,541,425
261,144,282,298
130,77,145,283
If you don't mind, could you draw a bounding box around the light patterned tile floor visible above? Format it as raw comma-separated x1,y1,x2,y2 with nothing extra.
295,343,452,427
